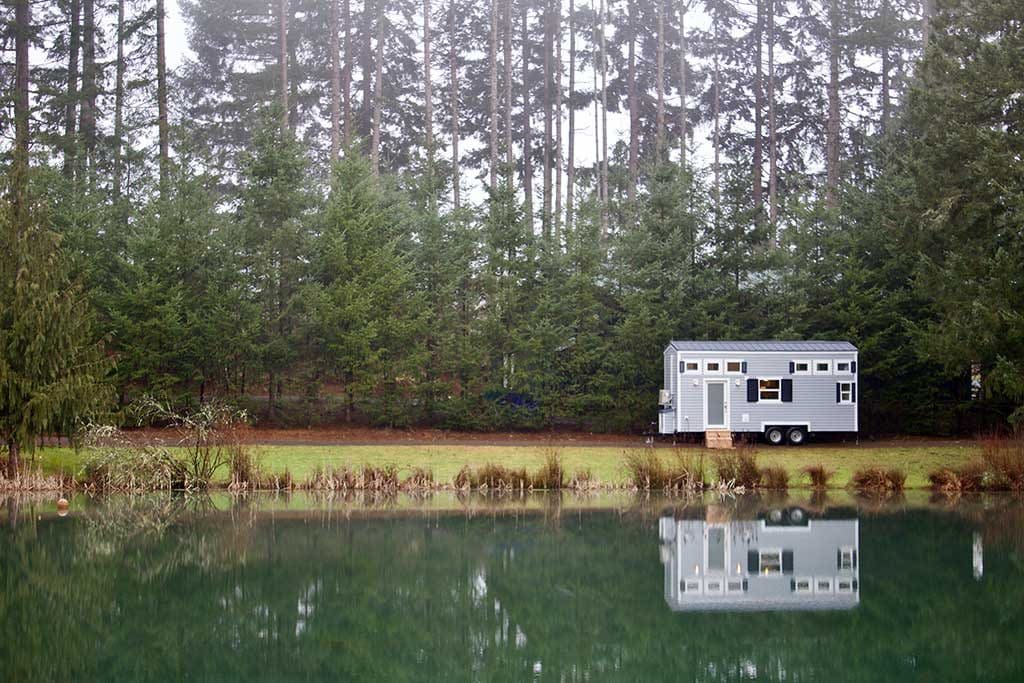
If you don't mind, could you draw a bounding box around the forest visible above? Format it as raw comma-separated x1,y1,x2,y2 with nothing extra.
0,0,1021,441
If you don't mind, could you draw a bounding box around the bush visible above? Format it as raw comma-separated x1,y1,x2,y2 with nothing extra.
980,435,1024,490
802,464,834,489
624,449,706,490
402,467,434,489
453,465,473,490
851,467,905,492
928,459,986,492
569,469,595,489
712,449,760,489
623,449,667,489
760,466,790,490
474,463,530,490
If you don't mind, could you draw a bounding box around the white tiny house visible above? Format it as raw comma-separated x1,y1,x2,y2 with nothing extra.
658,340,858,445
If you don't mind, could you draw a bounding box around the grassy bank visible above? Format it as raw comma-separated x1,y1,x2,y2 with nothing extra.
27,442,979,489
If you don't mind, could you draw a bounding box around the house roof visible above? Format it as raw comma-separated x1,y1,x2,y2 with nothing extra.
668,340,857,352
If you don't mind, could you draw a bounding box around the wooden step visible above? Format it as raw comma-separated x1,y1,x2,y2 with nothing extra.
704,429,735,450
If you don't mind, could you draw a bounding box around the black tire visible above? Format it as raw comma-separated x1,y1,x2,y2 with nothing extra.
786,426,806,445
765,427,785,445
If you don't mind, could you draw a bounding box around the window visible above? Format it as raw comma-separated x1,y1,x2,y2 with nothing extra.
725,360,744,374
835,360,852,373
794,577,812,594
705,579,724,594
838,382,854,404
704,359,723,374
815,578,833,594
759,379,782,402
680,359,700,373
683,579,701,593
837,579,854,593
793,360,811,375
813,360,832,375
759,550,782,575
726,579,744,593
839,547,855,571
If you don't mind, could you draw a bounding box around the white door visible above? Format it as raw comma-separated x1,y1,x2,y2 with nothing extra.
705,381,729,429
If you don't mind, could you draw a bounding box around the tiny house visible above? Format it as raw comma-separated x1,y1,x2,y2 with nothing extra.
658,340,858,445
658,509,860,612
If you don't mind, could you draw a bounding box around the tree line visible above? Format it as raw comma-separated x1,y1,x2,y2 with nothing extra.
0,0,1021,454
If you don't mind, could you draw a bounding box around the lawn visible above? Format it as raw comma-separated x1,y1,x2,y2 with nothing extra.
28,442,980,489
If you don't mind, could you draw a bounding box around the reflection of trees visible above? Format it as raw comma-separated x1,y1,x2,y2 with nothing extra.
1,494,1024,679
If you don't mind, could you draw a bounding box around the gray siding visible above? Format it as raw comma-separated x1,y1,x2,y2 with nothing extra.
660,349,858,434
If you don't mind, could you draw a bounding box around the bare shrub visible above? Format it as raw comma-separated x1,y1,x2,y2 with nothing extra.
569,469,596,490
712,449,760,489
760,466,790,490
402,467,434,490
980,435,1024,491
802,464,834,489
453,465,473,490
928,459,986,492
623,449,668,489
474,463,530,490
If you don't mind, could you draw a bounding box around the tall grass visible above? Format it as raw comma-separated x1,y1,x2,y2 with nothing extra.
851,467,906,492
623,448,705,491
980,435,1024,491
712,446,760,489
532,448,566,489
760,466,790,490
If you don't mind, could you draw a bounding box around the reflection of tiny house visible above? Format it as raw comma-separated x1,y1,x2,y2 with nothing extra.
658,341,858,445
658,509,860,612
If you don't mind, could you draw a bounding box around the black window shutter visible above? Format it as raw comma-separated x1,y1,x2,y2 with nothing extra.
789,361,795,374
741,361,747,374
853,550,858,569
790,579,796,592
836,549,842,569
782,550,794,574
781,379,793,403
746,378,759,403
747,549,758,573
852,383,857,403
679,360,685,373
836,383,841,403
851,361,857,374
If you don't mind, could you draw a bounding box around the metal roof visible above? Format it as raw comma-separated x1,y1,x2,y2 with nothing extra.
668,340,857,352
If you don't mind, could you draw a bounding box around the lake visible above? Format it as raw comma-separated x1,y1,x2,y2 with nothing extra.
2,491,1022,681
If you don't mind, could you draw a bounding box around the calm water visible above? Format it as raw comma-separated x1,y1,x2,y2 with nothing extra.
2,492,1023,681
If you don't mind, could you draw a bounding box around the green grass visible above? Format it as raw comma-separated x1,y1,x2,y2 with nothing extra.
26,442,979,489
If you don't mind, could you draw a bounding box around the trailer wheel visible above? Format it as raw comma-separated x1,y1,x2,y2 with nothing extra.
786,427,806,445
765,427,785,445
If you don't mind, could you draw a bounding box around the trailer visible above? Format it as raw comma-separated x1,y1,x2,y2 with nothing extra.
658,340,858,445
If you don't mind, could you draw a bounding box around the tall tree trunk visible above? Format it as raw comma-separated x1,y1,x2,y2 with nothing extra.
880,0,891,134
565,0,575,233
63,0,81,178
330,0,341,160
113,0,126,199
503,0,512,171
449,0,460,209
752,0,764,216
13,0,30,216
825,0,840,209
371,6,384,176
79,0,96,175
342,0,352,146
678,0,687,167
592,0,599,208
424,0,434,172
712,10,721,225
361,3,373,140
598,0,608,238
157,0,170,192
554,0,563,241
542,0,553,240
489,0,499,189
279,0,289,132
522,3,533,230
921,0,934,49
6,439,20,480
626,0,637,208
767,0,778,240
655,0,665,155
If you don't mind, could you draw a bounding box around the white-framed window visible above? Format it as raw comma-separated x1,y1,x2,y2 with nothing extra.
684,579,701,593
704,359,723,374
839,547,855,571
704,579,724,594
725,359,744,374
794,577,813,594
759,549,782,575
726,579,744,593
759,378,782,403
813,360,832,375
814,577,834,594
838,382,855,404
835,360,853,374
680,358,700,373
836,578,855,593
793,360,811,375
